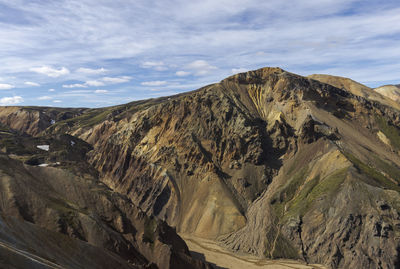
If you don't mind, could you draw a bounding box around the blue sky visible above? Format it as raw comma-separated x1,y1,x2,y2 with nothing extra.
0,0,399,107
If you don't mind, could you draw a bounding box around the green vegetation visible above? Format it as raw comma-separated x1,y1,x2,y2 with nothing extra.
286,168,347,218
375,115,400,150
266,166,346,260
0,136,41,155
47,196,84,214
371,154,400,184
51,105,125,130
270,167,308,217
279,167,309,203
344,152,400,192
269,164,348,221
48,96,173,133
75,110,110,128
50,109,110,130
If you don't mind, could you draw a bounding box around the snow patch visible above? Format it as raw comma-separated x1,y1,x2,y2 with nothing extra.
37,145,49,151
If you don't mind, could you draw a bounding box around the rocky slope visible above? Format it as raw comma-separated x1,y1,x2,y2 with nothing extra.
375,85,400,103
0,125,211,269
1,67,400,268
0,106,87,136
308,73,400,110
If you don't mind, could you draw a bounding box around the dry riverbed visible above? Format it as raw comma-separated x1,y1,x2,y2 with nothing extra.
180,234,328,269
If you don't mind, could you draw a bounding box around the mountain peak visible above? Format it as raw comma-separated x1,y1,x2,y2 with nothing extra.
224,67,287,83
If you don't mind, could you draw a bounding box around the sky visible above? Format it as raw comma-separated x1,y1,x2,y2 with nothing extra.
0,0,399,107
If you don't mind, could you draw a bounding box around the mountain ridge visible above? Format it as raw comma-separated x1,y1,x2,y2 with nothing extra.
0,67,400,268
375,84,400,103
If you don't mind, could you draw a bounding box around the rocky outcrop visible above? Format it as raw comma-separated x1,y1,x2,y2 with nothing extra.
0,106,86,136
0,131,210,269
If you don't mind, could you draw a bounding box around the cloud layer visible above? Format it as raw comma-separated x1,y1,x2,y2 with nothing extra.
0,0,399,107
30,66,70,78
0,96,23,105
0,84,15,90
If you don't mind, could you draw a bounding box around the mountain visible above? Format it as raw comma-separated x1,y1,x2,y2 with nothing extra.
307,74,372,96
375,85,400,103
1,67,400,268
308,74,400,110
0,124,211,269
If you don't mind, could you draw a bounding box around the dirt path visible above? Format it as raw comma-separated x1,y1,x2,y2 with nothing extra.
180,234,328,269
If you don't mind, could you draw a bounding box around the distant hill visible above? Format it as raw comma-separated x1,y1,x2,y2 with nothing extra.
375,84,400,103
308,74,400,109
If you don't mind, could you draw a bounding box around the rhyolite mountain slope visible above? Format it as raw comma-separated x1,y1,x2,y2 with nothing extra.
375,85,400,103
0,125,211,269
308,74,400,110
1,67,400,268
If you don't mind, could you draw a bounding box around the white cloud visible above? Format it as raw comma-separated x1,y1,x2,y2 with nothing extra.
30,66,70,77
94,89,108,93
142,61,167,71
142,61,164,67
85,80,105,87
0,84,15,90
62,83,87,88
186,60,217,76
102,76,131,84
176,71,190,76
62,77,127,88
63,90,92,94
141,81,168,86
38,96,52,100
48,88,55,92
231,68,248,74
24,81,40,87
0,96,23,105
76,67,107,74
53,100,62,103
63,76,126,88
1,1,400,105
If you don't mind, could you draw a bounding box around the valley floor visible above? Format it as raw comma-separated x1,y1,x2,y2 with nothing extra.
180,234,328,269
